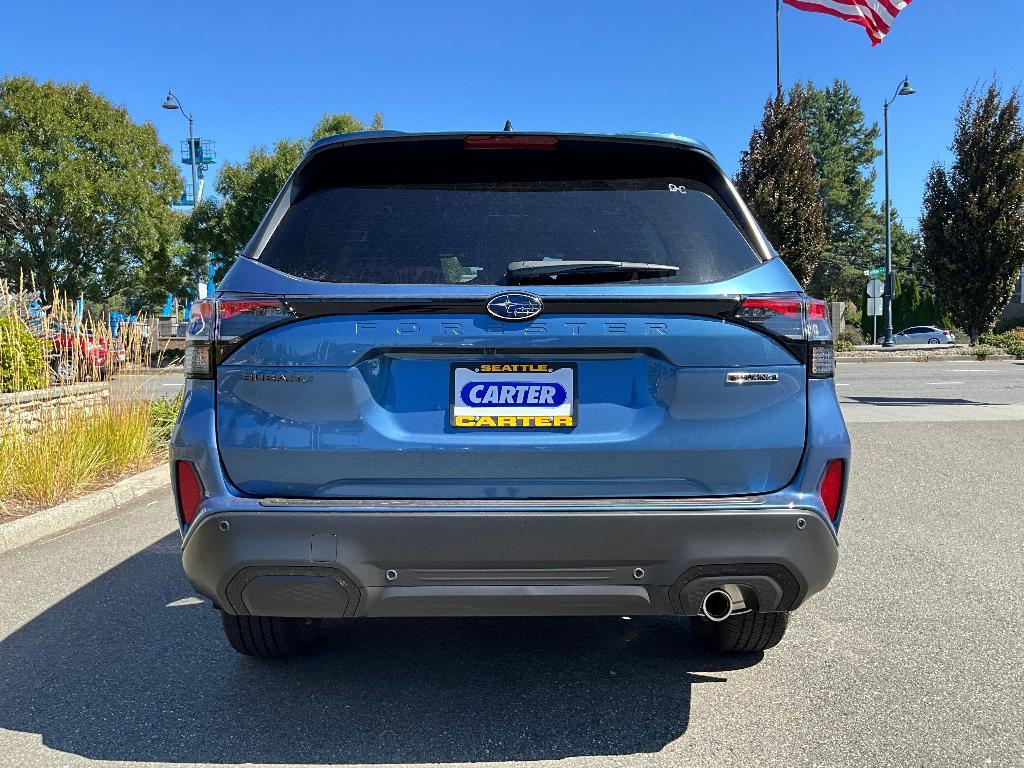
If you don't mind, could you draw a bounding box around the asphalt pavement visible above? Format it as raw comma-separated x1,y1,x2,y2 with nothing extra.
1,361,1022,768
110,368,185,404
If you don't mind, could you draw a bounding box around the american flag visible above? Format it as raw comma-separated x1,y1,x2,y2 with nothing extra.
783,0,914,46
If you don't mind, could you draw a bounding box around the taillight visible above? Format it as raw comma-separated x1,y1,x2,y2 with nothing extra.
818,459,845,522
183,297,294,379
736,295,834,378
174,460,204,526
184,299,215,379
217,298,292,341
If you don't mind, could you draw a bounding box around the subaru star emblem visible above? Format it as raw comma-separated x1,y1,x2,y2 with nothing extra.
486,293,544,321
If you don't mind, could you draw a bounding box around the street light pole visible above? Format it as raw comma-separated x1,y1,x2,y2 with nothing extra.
162,91,200,209
776,0,782,98
162,91,208,296
881,77,916,347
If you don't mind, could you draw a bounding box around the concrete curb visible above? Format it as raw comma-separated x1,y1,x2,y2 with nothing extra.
837,354,1013,364
0,465,170,555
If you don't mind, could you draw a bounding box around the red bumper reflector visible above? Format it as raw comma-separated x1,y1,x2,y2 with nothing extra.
819,459,845,521
175,461,204,526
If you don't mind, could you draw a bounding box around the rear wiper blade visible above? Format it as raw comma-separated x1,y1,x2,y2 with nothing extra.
506,259,679,284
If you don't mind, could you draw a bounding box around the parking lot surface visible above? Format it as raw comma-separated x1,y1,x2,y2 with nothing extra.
110,368,185,404
1,361,1021,768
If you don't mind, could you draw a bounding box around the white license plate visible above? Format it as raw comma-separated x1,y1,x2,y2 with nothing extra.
450,362,577,429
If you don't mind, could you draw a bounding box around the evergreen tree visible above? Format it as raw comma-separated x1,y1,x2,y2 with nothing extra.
735,93,827,287
921,82,1024,342
795,80,882,299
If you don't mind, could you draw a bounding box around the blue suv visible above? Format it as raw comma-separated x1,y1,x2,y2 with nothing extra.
170,131,849,657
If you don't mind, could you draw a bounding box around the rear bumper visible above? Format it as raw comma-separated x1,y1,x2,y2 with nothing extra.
181,501,839,619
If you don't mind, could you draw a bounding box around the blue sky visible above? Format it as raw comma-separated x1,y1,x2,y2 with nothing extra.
3,1,1022,225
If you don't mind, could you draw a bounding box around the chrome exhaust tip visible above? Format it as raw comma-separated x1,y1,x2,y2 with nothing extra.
701,588,736,622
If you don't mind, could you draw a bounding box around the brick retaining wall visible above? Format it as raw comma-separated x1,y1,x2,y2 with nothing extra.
0,383,110,433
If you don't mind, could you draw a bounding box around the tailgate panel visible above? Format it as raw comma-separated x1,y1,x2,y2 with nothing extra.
215,313,806,499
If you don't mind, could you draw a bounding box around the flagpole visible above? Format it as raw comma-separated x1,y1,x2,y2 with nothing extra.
776,0,782,97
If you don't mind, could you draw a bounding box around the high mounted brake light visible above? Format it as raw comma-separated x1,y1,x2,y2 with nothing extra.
736,295,834,378
183,297,295,379
464,135,559,150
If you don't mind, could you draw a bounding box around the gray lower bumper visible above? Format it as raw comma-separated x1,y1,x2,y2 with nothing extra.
181,505,838,619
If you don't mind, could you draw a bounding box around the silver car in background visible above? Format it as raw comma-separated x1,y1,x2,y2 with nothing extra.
892,326,955,345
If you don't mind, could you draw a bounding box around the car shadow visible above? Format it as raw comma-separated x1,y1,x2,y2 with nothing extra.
844,396,991,406
0,533,760,765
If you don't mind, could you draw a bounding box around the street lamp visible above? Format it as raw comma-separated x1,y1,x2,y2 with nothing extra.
881,77,916,347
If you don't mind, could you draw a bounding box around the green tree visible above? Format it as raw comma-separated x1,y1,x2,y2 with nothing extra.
795,80,882,299
921,82,1024,343
311,111,384,142
887,208,921,274
735,93,827,287
185,112,383,279
0,77,184,302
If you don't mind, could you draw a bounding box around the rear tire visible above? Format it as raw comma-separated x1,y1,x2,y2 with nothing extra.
693,611,790,653
928,338,939,345
219,611,327,658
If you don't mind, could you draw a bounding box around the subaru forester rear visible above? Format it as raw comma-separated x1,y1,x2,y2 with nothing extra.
170,131,850,657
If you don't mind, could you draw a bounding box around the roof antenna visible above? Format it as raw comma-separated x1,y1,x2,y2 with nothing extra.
503,120,513,132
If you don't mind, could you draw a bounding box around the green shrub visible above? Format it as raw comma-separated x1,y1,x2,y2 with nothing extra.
972,344,999,359
983,331,1024,359
149,388,184,445
0,314,48,393
834,338,856,353
844,302,862,328
837,328,865,346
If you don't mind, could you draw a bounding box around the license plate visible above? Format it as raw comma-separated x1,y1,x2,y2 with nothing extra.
450,362,577,429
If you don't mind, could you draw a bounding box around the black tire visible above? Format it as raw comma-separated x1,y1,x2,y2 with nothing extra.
219,611,326,658
928,338,939,345
693,611,790,653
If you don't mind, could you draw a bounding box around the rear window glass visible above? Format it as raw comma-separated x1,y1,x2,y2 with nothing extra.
256,178,761,285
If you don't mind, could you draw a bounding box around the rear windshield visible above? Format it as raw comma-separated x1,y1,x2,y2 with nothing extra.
256,178,761,285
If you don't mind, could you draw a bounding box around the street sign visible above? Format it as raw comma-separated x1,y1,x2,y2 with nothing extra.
867,297,883,316
866,278,883,298
863,267,886,277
